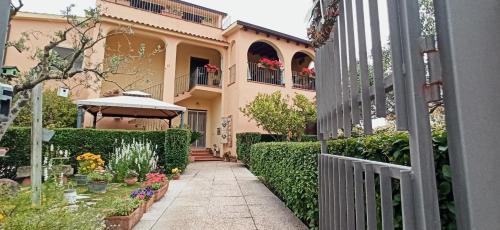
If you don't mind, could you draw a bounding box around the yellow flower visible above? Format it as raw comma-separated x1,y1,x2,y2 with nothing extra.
0,213,5,222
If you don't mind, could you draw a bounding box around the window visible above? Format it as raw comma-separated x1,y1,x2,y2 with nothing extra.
53,46,84,71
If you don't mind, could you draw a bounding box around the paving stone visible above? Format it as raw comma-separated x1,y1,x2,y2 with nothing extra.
209,196,246,206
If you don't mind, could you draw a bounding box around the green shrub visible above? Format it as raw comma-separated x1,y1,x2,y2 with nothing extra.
236,133,261,165
250,141,320,228
237,132,317,166
164,129,191,172
0,128,165,179
13,90,77,128
249,130,454,229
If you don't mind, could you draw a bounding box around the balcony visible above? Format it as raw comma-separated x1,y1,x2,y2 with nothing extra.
247,62,284,86
103,0,226,28
175,67,222,101
292,71,316,91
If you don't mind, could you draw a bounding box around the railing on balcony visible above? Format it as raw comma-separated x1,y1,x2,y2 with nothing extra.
105,0,224,28
229,64,236,85
247,62,284,86
292,71,316,90
175,67,222,96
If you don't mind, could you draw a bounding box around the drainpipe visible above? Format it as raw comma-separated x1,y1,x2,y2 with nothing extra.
180,111,185,128
76,106,84,128
0,0,11,68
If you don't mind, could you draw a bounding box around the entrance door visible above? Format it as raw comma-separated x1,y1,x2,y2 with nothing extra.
188,110,207,149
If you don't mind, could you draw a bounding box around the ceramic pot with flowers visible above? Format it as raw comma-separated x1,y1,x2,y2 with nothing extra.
87,170,113,193
171,168,182,180
75,153,105,186
124,170,139,186
130,187,155,212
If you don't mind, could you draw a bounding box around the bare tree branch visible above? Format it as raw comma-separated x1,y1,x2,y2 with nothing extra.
9,0,23,22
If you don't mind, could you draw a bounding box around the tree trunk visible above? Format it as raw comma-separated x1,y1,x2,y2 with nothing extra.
0,91,31,141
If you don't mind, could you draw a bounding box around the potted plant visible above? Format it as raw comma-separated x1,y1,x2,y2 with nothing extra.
124,170,139,186
258,58,283,70
204,64,219,74
105,198,144,230
223,152,231,162
75,153,105,186
63,183,77,205
171,168,181,180
299,67,316,77
130,187,155,212
87,170,113,193
143,173,169,201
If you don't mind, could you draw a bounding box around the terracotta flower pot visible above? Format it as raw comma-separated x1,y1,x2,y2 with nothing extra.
142,198,155,212
124,177,138,186
154,182,169,202
172,174,180,180
105,206,144,230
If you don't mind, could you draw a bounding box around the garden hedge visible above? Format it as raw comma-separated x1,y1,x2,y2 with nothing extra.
249,130,455,229
0,127,165,179
164,128,191,172
237,132,317,166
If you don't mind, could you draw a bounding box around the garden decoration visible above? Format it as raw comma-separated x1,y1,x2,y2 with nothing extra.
171,168,181,180
63,183,77,204
0,147,9,157
307,0,341,48
87,170,113,193
124,170,139,186
258,58,283,70
75,153,105,186
204,64,219,74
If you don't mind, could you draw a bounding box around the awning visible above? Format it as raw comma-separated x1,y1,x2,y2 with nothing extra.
76,91,186,120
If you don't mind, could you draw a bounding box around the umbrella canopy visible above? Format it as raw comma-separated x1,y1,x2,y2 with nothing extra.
76,91,186,119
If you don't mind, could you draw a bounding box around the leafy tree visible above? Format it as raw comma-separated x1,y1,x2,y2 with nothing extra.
240,92,316,141
13,90,77,128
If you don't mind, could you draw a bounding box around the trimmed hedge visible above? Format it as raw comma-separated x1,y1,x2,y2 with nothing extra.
237,132,317,166
164,128,191,172
0,127,165,179
236,133,261,165
249,130,454,229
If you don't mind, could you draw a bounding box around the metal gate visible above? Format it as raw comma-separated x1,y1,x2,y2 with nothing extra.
313,0,443,229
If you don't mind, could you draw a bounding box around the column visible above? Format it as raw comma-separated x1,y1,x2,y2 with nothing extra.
162,38,179,103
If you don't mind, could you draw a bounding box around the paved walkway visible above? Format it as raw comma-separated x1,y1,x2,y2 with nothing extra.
134,162,308,230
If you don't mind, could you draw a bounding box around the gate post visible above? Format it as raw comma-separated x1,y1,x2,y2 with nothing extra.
434,0,500,229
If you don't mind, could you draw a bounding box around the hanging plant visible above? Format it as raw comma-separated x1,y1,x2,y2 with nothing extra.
300,67,316,77
204,64,219,74
258,58,283,70
307,0,341,48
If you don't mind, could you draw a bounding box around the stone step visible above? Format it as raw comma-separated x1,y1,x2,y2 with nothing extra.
193,156,223,162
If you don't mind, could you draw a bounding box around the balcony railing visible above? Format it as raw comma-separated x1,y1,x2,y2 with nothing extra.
247,62,284,86
175,67,222,96
105,0,224,28
292,71,316,90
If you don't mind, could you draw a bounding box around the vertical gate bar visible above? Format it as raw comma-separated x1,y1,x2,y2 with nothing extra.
332,25,343,135
316,48,324,136
354,162,366,230
345,160,356,230
319,155,325,229
364,164,377,230
427,51,442,101
338,159,347,230
345,0,360,125
355,0,373,135
386,0,409,131
333,157,340,230
327,156,335,229
399,0,442,228
338,0,352,137
401,170,416,230
380,167,394,230
368,0,386,118
325,39,334,136
326,36,337,138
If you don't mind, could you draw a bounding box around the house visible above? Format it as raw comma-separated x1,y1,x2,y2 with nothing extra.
4,0,316,157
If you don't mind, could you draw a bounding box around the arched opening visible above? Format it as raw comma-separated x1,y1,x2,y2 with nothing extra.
247,41,283,85
291,51,315,90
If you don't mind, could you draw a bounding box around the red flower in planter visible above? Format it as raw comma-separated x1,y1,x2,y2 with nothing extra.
204,64,219,73
259,58,283,69
143,173,167,189
300,67,316,77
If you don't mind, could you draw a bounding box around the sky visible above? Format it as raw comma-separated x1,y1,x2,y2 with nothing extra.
18,0,313,40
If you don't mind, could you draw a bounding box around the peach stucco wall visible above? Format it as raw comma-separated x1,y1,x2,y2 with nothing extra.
5,7,315,156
